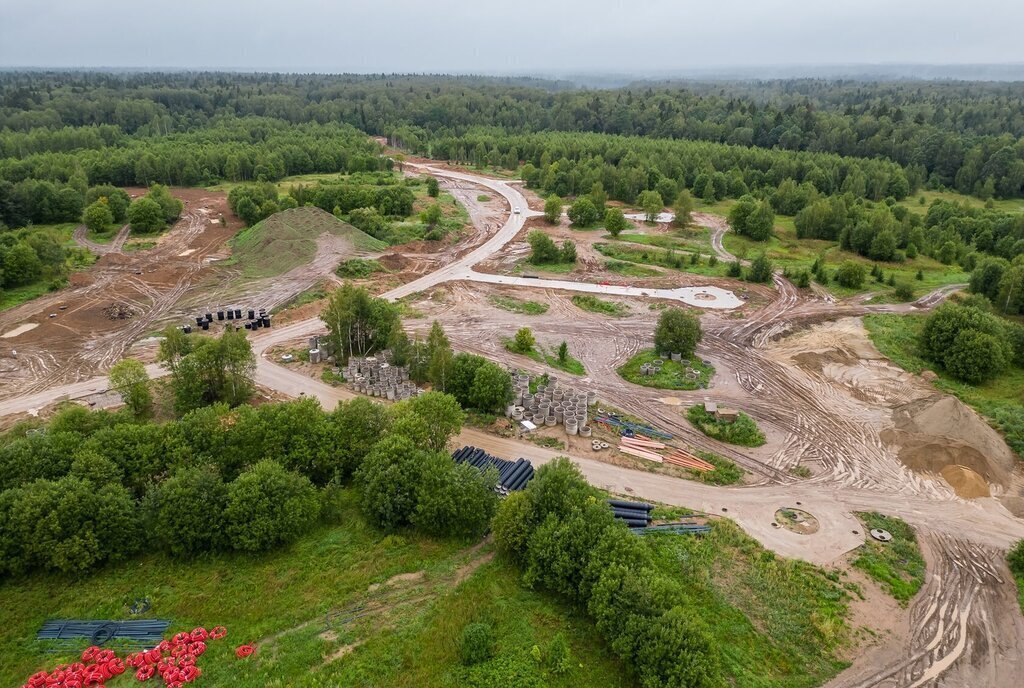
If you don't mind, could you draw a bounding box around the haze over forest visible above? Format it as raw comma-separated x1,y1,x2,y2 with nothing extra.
2,0,1024,79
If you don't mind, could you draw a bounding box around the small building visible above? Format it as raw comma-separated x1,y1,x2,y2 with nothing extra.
715,407,739,423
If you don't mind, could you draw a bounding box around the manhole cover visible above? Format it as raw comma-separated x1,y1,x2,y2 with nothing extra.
870,528,893,542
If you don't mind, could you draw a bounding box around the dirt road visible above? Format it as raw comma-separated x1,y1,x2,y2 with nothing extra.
72,223,131,255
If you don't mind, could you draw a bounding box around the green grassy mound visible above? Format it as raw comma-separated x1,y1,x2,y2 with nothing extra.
851,512,925,605
228,206,385,278
686,406,767,447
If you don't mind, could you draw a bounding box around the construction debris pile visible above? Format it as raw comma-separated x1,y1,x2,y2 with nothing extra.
344,353,420,401
103,303,136,321
452,446,535,495
616,434,715,472
507,372,598,436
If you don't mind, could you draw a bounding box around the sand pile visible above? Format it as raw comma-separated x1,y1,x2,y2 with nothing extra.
882,395,1018,491
940,465,990,498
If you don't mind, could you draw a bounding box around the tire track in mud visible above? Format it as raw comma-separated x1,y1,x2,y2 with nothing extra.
832,533,1024,688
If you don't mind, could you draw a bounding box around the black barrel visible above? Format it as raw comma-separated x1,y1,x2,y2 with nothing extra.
244,322,252,330
248,309,255,320
201,321,209,331
182,325,192,334
235,309,242,319
226,310,234,320
262,317,271,327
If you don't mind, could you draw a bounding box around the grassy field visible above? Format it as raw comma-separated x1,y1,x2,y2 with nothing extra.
646,519,852,686
226,206,385,278
851,513,926,605
603,260,662,277
864,313,1024,458
488,295,549,315
0,223,96,311
897,189,1024,216
618,349,713,390
0,490,630,687
516,260,576,275
594,242,725,278
336,258,387,279
570,294,629,317
722,220,968,299
505,340,586,376
0,485,859,688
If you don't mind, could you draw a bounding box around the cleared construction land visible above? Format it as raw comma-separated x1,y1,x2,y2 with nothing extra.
1,160,1023,688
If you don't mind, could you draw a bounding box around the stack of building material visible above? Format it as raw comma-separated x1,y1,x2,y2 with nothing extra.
662,448,715,472
617,435,667,463
451,446,535,495
593,413,672,440
630,522,711,536
607,499,654,527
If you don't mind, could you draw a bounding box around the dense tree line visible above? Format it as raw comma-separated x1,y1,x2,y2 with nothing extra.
493,458,723,688
4,73,1021,198
919,301,1024,383
0,225,88,291
0,386,491,577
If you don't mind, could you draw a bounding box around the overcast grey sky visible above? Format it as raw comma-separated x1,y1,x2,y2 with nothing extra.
1,0,1023,75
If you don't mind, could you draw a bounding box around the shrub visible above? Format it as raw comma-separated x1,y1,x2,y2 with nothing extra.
920,303,1012,382
893,281,915,301
356,435,433,530
1008,540,1024,578
146,466,228,556
654,308,702,357
470,361,514,413
545,633,573,674
746,254,774,283
604,207,629,236
459,622,495,665
413,460,497,538
512,327,536,353
543,195,562,224
527,230,562,264
225,460,320,551
686,406,766,447
835,260,866,288
568,197,599,227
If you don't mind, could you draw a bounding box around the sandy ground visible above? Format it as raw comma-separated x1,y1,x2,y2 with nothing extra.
0,159,1021,687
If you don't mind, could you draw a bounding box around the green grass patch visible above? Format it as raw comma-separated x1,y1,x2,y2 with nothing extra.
0,281,55,312
851,512,926,605
897,189,1024,216
570,294,629,317
517,260,576,275
617,349,713,390
864,313,1024,458
336,258,386,278
720,217,968,299
686,405,766,447
504,341,586,376
646,518,852,686
489,295,549,315
687,451,744,485
272,284,329,313
594,242,723,277
0,490,630,687
476,194,491,202
604,260,661,277
123,239,156,253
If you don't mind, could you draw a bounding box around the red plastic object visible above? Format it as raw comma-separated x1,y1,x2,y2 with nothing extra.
80,646,100,663
135,665,156,681
209,626,227,640
189,627,208,642
187,641,206,656
235,644,255,659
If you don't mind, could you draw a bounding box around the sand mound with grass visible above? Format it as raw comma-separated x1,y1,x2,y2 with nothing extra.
882,395,1017,489
229,207,385,278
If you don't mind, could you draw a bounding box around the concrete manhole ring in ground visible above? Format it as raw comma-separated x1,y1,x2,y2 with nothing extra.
693,292,717,301
774,507,820,535
870,528,893,543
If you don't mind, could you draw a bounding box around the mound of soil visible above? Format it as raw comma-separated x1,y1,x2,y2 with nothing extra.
940,465,990,499
377,253,413,271
882,395,1017,489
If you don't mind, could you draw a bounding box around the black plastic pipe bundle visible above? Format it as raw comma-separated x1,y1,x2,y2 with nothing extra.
452,446,534,493
606,499,653,527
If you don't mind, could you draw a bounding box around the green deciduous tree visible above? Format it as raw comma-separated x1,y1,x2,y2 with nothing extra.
527,229,562,264
637,190,664,223
169,328,256,414
426,176,440,197
728,195,775,241
568,197,599,227
746,254,774,283
225,460,320,551
413,460,497,538
127,196,165,232
396,391,465,453
145,466,227,556
356,435,433,530
835,260,867,288
544,194,563,224
108,358,151,416
513,326,536,353
469,361,514,413
672,190,694,229
321,283,400,361
654,308,702,357
604,207,629,237
82,198,114,232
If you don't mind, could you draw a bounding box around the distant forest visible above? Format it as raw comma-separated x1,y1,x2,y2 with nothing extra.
1,72,1023,269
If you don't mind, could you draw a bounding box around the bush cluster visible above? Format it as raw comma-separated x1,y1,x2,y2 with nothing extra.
492,459,724,688
919,302,1023,383
686,406,766,447
0,389,491,578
